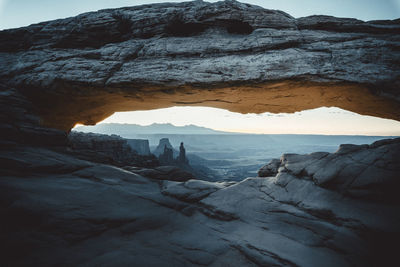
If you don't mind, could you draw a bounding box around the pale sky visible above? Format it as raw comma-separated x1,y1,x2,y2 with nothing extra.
99,107,400,136
0,0,399,30
2,1,400,135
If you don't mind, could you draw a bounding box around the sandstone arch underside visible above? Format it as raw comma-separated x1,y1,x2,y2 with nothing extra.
0,0,399,134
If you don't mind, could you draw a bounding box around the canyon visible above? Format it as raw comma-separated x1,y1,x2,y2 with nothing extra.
1,135,399,266
0,0,399,266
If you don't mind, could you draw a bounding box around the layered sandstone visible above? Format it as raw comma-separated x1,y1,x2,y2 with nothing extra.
0,0,399,134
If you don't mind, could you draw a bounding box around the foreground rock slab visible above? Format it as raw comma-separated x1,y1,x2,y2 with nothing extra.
1,138,399,266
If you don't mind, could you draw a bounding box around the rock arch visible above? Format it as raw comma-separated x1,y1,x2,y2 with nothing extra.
0,0,399,140
0,2,399,266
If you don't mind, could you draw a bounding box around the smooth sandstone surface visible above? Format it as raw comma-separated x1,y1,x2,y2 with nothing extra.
1,138,399,266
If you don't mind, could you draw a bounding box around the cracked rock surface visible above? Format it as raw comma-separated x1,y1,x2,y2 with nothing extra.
0,0,400,132
259,138,400,202
1,138,399,266
0,1,399,266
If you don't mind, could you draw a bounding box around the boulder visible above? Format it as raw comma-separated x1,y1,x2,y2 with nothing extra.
259,137,400,202
258,158,281,177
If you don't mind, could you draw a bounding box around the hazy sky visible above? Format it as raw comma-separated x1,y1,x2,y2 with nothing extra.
2,0,400,135
1,0,399,30
99,107,400,136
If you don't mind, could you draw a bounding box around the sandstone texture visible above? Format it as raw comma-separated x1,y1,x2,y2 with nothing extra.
258,138,400,203
0,1,399,266
0,0,399,133
1,138,399,266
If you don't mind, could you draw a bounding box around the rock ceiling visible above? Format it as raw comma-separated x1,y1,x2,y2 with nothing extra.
0,0,399,131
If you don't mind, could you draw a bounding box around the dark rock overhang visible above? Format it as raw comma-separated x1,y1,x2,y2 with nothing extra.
0,0,399,132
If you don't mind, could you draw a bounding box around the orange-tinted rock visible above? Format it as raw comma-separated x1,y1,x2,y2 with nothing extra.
0,1,399,134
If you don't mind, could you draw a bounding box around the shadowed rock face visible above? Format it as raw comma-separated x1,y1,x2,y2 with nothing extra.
68,131,158,167
1,137,399,266
0,0,399,133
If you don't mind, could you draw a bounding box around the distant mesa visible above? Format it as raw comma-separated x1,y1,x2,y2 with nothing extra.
68,131,158,167
127,139,151,156
68,131,196,181
155,138,190,167
153,138,176,157
159,144,174,165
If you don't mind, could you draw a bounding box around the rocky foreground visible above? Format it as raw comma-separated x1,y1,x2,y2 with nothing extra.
1,137,399,266
0,0,399,266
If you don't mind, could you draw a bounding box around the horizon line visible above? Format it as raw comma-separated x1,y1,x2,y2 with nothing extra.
74,129,400,138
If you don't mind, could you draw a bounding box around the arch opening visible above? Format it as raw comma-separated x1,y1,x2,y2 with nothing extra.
73,106,400,181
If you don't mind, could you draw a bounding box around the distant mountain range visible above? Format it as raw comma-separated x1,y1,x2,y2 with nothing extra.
74,123,229,136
